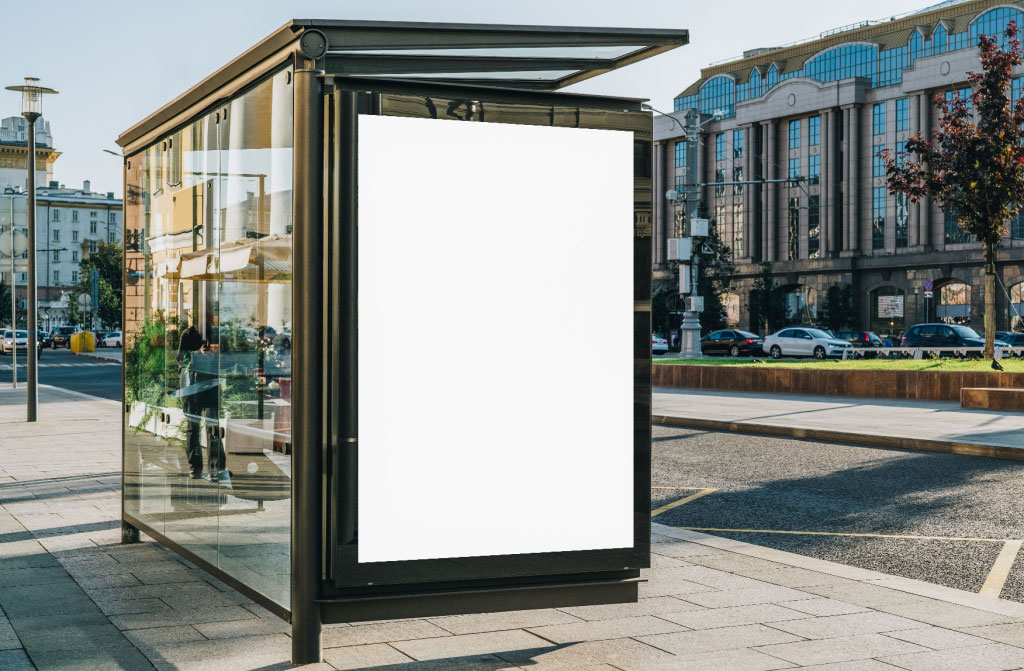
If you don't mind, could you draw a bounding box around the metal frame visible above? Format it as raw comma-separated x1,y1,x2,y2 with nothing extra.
320,80,652,599
118,20,687,154
118,20,679,664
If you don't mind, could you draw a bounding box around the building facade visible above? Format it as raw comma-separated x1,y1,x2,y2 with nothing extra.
1,182,122,330
0,116,58,193
654,0,1024,338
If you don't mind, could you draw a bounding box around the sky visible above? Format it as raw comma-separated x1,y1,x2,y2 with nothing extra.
0,0,937,197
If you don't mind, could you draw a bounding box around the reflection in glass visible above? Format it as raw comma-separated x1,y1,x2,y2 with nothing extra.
124,67,293,608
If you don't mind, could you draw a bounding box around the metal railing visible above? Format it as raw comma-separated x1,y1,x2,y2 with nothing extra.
707,0,974,67
841,346,1024,360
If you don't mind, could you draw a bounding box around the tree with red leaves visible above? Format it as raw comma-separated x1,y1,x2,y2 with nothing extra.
882,22,1024,359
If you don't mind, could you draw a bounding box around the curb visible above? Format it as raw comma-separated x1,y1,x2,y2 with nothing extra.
652,414,1024,462
72,351,122,363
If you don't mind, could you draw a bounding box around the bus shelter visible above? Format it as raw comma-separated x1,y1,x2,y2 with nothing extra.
116,20,687,663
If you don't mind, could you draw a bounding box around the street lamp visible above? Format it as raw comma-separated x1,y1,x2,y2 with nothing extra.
5,77,57,422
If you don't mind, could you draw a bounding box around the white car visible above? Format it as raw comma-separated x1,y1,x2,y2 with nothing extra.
652,334,669,354
0,329,29,355
101,332,123,348
763,327,853,360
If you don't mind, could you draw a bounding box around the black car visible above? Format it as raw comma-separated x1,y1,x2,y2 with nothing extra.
700,329,764,357
996,331,1024,353
902,323,1008,353
50,325,81,349
835,330,884,355
38,330,52,349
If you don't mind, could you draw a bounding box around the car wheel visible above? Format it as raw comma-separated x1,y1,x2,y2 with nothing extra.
770,345,782,360
814,346,826,359
730,345,741,357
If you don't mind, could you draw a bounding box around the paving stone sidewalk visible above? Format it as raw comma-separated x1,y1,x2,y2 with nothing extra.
4,384,1024,669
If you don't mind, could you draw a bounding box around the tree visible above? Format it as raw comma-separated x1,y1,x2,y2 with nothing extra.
696,201,736,333
651,260,683,343
882,22,1024,359
650,201,735,342
821,284,856,332
68,242,122,330
0,277,9,328
748,262,786,335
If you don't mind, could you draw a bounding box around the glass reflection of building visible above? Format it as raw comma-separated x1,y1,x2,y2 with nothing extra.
123,68,293,610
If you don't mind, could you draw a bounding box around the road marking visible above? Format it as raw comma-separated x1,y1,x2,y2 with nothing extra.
980,539,1023,597
651,488,718,517
673,526,1010,543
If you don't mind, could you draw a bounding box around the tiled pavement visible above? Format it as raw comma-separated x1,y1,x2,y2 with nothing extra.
4,384,1024,669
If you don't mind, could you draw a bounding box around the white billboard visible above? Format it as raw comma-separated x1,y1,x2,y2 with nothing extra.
357,114,635,563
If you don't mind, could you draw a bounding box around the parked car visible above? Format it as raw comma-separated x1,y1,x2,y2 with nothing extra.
50,325,81,349
38,330,52,349
902,323,1009,354
652,334,669,354
700,329,764,357
0,330,28,355
101,332,123,348
763,327,853,359
995,331,1024,350
835,330,884,356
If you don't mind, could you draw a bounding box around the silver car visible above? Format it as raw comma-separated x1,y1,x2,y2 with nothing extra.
763,327,853,360
0,329,29,355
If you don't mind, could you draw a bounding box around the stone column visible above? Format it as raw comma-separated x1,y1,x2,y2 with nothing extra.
908,94,921,248
742,123,755,262
764,120,777,261
653,139,665,264
821,110,832,257
843,104,861,254
918,91,933,249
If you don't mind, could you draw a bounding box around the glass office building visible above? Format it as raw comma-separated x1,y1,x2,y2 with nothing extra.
118,20,686,662
654,0,1024,337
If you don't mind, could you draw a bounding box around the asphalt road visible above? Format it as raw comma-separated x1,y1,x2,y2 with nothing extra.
0,348,122,400
652,424,1024,603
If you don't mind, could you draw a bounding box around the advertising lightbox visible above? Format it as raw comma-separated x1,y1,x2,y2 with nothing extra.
356,114,635,565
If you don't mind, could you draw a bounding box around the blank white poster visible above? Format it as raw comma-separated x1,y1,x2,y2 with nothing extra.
357,114,634,563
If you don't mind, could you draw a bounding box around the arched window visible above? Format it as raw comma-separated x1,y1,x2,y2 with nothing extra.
803,44,878,85
750,69,762,98
870,286,905,337
971,6,1024,49
699,76,735,118
1010,282,1024,330
767,65,779,90
784,285,817,323
909,30,923,65
722,293,740,327
938,281,972,324
933,23,948,54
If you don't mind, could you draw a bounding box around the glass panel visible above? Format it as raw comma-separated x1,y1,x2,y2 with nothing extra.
360,70,577,79
163,118,222,570
124,67,293,609
328,46,647,58
214,69,293,605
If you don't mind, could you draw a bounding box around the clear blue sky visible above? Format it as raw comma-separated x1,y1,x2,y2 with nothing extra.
0,0,932,197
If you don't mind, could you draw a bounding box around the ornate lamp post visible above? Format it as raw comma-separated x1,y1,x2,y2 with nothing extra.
5,77,57,422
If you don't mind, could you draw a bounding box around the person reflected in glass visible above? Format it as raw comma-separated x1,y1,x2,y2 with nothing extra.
177,322,204,478
178,332,227,481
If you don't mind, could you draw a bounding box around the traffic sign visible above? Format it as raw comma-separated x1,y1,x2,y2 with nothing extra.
923,279,934,292
924,291,933,299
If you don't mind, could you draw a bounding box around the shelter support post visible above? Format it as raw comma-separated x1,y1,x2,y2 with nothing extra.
292,56,326,665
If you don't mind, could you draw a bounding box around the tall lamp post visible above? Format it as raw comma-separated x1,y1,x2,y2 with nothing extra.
5,77,57,422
